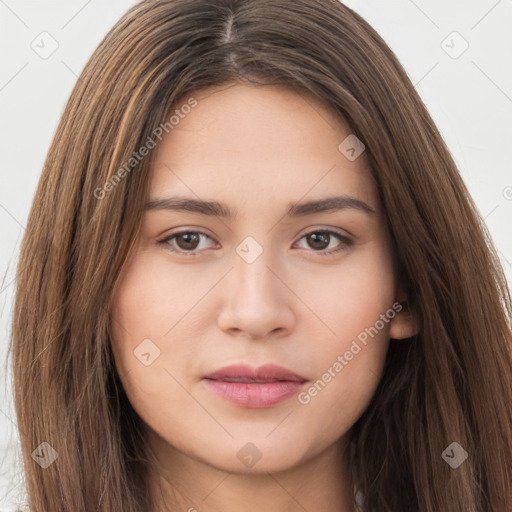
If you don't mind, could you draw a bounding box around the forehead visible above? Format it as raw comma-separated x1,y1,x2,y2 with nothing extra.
150,83,377,215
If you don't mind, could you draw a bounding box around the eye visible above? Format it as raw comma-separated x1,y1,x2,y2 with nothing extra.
157,230,216,256
293,230,353,256
157,229,353,256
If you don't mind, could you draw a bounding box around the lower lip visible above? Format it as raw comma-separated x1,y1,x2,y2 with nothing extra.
202,379,307,408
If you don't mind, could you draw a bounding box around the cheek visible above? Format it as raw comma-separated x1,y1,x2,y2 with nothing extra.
109,249,214,404
110,249,212,351
108,253,195,434
310,237,396,344
297,240,395,415
296,309,391,451
112,252,179,334
109,251,173,382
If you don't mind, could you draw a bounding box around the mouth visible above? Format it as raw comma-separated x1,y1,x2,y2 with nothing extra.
202,364,308,408
207,377,292,383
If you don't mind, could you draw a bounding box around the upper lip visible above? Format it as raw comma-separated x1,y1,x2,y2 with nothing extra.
203,364,308,383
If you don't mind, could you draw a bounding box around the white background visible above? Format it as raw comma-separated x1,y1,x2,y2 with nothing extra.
1,0,511,508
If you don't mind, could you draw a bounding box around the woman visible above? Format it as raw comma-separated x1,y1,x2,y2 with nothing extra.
10,0,512,510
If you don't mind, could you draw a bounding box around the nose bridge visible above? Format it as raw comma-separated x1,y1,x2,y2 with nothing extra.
216,234,294,337
231,234,280,303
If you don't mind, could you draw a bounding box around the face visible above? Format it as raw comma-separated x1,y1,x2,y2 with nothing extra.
110,83,410,477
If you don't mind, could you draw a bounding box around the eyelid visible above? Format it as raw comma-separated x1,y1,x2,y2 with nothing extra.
294,225,353,241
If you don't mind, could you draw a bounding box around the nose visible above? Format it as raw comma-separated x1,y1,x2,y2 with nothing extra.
217,245,296,340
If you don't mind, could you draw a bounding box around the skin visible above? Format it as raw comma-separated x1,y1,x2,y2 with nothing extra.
110,83,417,512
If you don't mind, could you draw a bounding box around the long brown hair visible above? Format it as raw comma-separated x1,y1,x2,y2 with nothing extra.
9,0,512,510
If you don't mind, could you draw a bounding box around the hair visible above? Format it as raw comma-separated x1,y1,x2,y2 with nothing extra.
8,0,512,510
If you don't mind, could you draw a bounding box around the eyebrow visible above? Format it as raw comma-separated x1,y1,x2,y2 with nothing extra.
145,195,376,217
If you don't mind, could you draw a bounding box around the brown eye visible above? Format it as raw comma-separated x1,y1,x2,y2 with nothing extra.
295,230,353,255
306,232,330,250
175,232,201,250
158,230,215,256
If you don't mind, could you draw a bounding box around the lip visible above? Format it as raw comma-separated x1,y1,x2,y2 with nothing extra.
202,364,308,408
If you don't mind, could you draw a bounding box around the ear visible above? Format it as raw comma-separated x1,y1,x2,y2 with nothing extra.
389,290,419,340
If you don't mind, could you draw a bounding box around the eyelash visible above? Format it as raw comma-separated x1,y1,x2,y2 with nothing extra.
156,229,353,257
